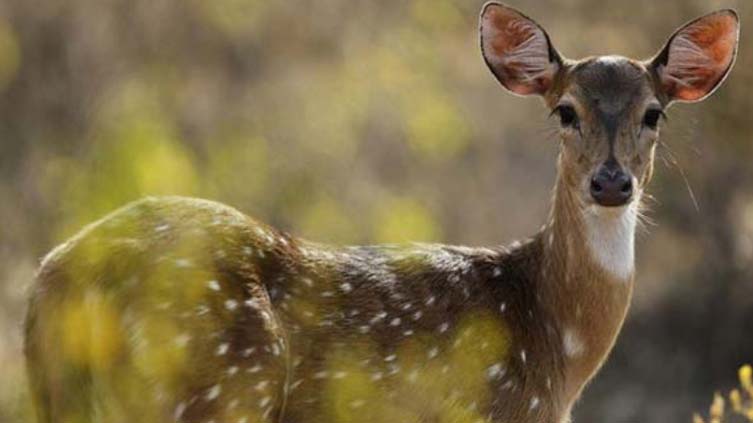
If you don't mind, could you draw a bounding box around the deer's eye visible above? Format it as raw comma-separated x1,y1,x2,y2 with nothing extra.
642,109,664,129
554,105,579,129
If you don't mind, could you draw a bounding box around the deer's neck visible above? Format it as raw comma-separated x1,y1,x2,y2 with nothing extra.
544,175,638,282
540,173,636,405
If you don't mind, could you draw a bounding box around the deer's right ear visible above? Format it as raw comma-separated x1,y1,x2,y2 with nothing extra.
479,2,562,96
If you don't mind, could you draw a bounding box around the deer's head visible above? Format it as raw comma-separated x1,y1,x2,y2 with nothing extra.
480,3,739,210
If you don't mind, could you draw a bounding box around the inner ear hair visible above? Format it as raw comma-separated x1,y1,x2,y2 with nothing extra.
649,9,740,103
479,2,563,97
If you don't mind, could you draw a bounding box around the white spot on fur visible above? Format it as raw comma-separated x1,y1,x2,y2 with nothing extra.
583,201,637,281
225,299,238,311
174,401,187,420
428,347,439,359
242,347,256,357
216,343,229,356
563,327,585,358
530,396,540,411
370,311,387,324
486,363,505,380
271,343,281,356
259,396,271,408
207,280,221,291
205,384,221,401
387,363,400,375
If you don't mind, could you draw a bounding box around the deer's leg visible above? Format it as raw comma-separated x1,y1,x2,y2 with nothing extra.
170,280,289,423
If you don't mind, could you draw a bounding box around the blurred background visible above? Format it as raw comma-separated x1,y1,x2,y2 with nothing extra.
0,0,752,421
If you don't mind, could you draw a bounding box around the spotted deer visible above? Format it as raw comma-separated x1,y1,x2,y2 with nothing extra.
25,3,739,423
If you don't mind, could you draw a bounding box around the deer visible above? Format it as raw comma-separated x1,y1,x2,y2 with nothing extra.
24,3,739,423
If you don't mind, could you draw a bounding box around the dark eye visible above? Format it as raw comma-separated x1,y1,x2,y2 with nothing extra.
643,109,664,129
555,105,579,129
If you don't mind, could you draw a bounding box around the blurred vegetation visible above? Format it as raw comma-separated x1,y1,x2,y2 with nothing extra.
0,0,752,422
694,365,753,423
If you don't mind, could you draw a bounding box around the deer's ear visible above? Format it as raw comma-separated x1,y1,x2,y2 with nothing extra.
479,2,562,96
650,10,739,103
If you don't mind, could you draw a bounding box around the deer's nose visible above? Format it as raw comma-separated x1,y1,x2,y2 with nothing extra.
590,162,633,207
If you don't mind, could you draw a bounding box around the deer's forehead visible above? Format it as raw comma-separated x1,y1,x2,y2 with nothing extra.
567,57,652,115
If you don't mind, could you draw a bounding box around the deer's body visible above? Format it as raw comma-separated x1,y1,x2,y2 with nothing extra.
26,191,629,423
25,4,739,423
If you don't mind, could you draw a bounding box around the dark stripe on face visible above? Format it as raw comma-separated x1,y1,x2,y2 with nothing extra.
594,106,619,153
572,58,647,154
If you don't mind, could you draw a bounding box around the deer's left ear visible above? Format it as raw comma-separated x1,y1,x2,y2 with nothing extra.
479,2,562,97
650,10,740,103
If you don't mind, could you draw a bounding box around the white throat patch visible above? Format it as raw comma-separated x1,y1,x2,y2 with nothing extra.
582,201,637,281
